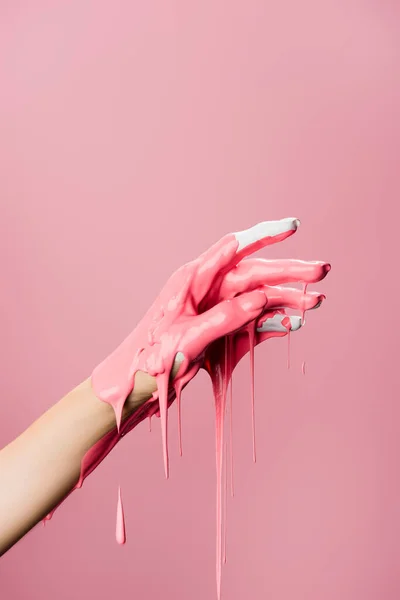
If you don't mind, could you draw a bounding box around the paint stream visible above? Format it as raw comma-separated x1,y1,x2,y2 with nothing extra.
281,316,292,369
116,486,126,545
228,361,234,498
223,439,228,565
175,379,184,456
302,283,308,325
156,372,170,479
42,222,329,600
224,335,235,497
301,282,310,376
210,361,228,600
247,323,257,462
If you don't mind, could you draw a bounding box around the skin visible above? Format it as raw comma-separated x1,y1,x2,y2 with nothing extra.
0,370,162,556
0,218,330,557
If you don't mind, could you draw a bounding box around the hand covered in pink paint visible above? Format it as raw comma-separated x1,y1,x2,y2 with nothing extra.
91,218,330,477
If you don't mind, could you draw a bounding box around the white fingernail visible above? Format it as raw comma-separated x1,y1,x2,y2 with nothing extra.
257,314,302,333
234,218,300,252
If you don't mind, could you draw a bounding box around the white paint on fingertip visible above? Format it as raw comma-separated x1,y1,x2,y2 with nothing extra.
174,351,185,364
234,218,300,252
257,314,302,333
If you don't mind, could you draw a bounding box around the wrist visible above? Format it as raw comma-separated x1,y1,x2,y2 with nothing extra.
102,356,185,421
123,370,158,416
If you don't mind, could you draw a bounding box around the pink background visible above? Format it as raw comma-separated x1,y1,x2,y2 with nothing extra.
1,1,399,599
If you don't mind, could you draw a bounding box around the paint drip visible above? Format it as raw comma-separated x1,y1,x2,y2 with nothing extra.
228,338,234,498
42,224,329,600
281,316,292,369
302,283,308,325
116,486,126,545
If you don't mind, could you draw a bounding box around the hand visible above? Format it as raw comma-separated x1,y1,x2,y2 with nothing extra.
0,217,330,558
91,217,330,478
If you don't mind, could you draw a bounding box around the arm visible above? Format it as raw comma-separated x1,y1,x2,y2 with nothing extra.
0,218,329,561
0,370,159,556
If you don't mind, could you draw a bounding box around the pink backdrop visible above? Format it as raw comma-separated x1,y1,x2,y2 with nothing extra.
1,1,399,599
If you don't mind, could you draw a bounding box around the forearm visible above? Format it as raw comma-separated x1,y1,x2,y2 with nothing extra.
0,372,157,556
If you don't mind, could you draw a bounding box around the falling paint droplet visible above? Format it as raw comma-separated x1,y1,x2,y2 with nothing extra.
116,486,126,545
149,415,152,432
302,361,306,375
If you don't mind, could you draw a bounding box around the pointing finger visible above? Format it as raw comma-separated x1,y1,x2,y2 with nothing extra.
234,217,300,260
195,218,301,307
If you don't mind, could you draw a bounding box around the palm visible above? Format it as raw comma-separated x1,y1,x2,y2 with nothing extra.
92,218,330,478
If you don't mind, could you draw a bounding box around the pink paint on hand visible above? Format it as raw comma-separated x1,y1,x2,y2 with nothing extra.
43,219,330,599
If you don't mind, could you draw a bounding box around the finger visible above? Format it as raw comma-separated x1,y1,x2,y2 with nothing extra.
234,217,300,260
195,218,301,306
219,258,331,299
256,313,302,333
209,311,304,374
259,286,325,311
181,290,267,360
